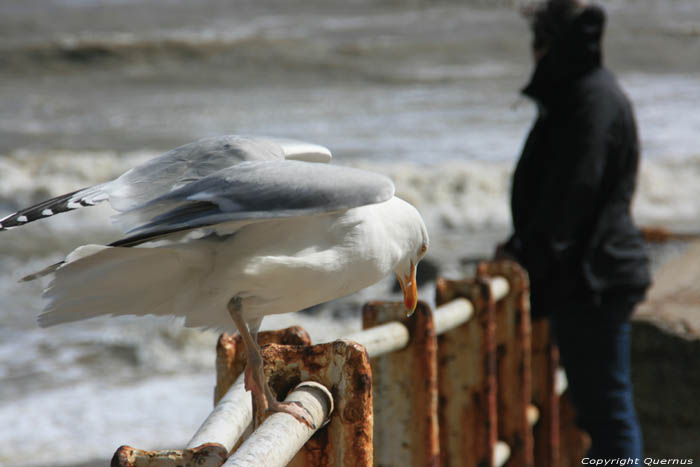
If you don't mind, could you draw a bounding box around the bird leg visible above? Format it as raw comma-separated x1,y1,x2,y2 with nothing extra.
227,297,314,428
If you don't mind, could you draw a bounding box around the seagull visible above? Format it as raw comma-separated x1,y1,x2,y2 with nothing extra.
1,135,429,426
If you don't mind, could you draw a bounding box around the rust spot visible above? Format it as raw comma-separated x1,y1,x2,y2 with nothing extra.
110,446,133,467
302,423,331,466
278,326,312,345
342,399,364,423
353,371,371,393
300,346,326,373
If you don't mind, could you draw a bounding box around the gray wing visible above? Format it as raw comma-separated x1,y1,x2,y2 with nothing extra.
0,135,331,232
102,135,332,211
117,160,395,239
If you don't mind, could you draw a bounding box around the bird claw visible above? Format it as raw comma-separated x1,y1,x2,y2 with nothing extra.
244,366,316,428
269,400,316,429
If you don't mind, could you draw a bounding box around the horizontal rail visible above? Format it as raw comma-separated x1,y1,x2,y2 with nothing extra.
187,372,251,452
433,297,473,335
556,367,568,395
495,404,540,466
184,276,511,463
343,321,409,358
494,441,511,467
490,277,510,304
223,382,333,467
346,276,509,358
527,403,540,427
435,276,508,334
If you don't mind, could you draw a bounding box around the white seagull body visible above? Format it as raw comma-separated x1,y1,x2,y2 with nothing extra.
1,135,429,425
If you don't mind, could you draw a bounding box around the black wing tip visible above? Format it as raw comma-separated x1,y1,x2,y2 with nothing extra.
0,210,55,231
0,188,91,231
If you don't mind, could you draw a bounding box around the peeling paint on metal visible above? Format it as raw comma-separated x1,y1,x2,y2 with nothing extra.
362,300,439,467
435,269,497,467
110,443,228,467
484,260,534,467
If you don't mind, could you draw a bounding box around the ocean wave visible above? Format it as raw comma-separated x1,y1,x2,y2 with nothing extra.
2,149,700,238
0,4,529,85
0,31,286,68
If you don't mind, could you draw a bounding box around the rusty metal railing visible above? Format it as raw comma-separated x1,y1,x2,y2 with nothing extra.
111,260,585,467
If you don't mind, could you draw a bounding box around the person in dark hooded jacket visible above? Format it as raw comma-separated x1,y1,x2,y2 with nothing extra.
497,0,651,460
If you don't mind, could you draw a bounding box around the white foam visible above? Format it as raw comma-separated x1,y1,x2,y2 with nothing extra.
3,150,700,241
0,374,215,467
0,149,155,209
350,157,700,235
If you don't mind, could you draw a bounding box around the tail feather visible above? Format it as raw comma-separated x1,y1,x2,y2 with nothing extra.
0,185,108,232
38,244,206,327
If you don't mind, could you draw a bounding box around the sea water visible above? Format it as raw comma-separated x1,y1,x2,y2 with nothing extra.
1,0,699,465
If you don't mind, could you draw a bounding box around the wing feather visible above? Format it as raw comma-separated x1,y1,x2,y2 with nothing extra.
118,160,395,239
1,135,331,232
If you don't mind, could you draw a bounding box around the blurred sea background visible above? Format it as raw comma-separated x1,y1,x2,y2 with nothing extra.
1,0,699,465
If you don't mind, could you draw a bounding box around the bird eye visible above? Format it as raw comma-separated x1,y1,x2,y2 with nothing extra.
419,243,428,255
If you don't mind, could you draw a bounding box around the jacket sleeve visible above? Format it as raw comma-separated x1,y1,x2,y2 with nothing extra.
520,90,616,283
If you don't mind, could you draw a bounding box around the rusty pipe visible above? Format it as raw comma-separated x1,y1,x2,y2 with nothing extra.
223,381,334,467
343,321,410,357
434,297,473,335
490,276,509,303
556,367,568,395
433,277,507,334
346,277,508,357
187,372,251,452
494,403,540,467
495,441,511,467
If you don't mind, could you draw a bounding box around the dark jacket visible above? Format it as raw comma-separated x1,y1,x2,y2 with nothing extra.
505,6,651,316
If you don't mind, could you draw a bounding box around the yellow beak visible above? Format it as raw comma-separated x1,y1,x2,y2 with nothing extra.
397,261,418,316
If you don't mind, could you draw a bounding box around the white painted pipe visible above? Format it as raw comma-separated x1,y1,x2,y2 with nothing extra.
344,321,410,358
494,440,511,467
223,382,334,467
433,276,509,335
345,276,509,357
490,276,510,303
434,298,473,335
187,372,252,452
187,276,510,457
556,367,568,395
527,403,540,427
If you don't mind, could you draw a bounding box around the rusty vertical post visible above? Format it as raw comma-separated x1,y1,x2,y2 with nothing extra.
214,326,312,405
362,300,439,467
530,319,559,467
484,261,534,467
435,265,497,467
261,340,373,467
559,390,591,466
216,330,373,466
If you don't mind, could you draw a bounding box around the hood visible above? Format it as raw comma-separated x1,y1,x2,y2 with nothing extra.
522,4,606,108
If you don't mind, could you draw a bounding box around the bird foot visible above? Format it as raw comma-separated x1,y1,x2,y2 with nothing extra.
244,363,315,428
267,399,316,429
228,298,314,428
